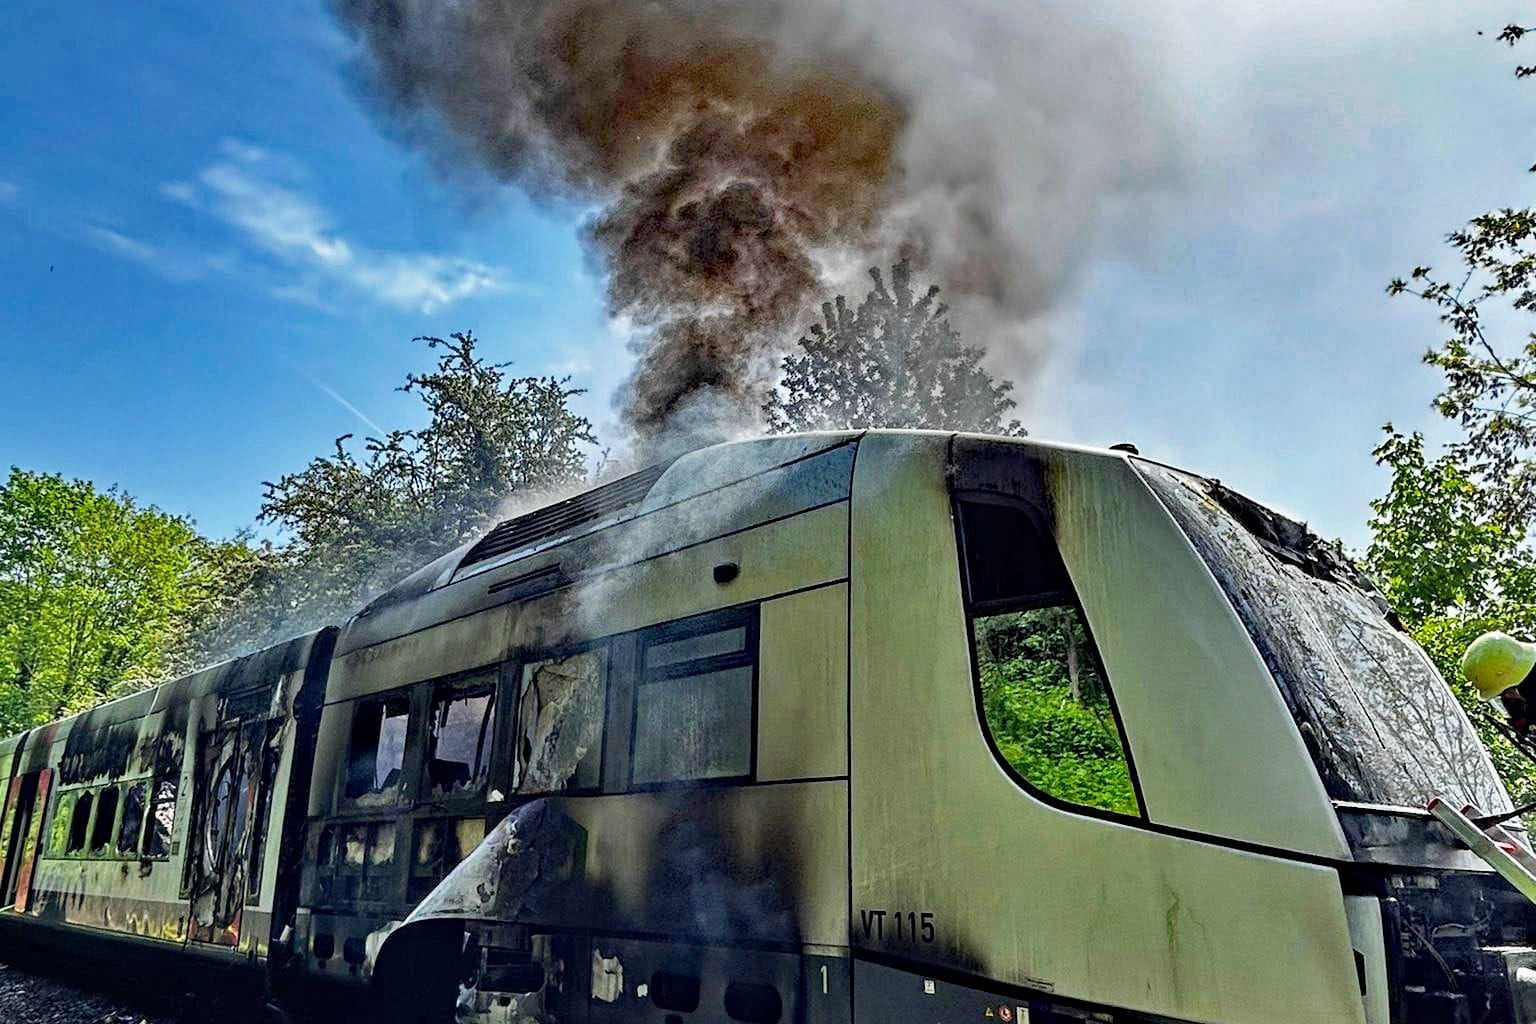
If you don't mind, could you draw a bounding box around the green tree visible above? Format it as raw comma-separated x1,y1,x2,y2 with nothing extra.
0,469,243,732
1378,25,1536,801
1386,27,1536,525
765,259,1025,435
194,332,597,659
1365,430,1536,803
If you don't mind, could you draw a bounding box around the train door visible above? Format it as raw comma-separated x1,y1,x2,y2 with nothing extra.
2,769,50,912
186,722,265,946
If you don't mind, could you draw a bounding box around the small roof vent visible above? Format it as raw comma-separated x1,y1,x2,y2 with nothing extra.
458,462,670,571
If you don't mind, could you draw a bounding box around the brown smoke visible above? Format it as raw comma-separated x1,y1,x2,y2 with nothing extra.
333,0,1177,443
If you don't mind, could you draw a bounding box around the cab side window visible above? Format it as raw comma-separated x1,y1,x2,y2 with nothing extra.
958,498,1140,818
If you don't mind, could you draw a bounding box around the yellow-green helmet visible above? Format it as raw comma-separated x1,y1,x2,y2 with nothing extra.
1462,631,1536,700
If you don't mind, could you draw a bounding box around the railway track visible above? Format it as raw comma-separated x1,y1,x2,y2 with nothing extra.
0,960,173,1024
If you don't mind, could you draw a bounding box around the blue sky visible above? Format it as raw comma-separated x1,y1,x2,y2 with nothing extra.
0,0,1531,549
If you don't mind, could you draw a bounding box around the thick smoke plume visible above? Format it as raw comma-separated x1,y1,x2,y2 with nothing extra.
334,0,1176,443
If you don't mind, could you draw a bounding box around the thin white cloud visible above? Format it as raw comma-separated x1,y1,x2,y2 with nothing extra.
0,180,17,203
82,225,209,282
165,141,511,314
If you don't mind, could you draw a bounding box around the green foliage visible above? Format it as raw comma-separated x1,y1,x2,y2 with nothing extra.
975,609,1138,816
1377,26,1536,804
0,468,246,733
1366,431,1536,805
1367,429,1536,623
1384,26,1536,528
765,259,1025,435
192,332,597,660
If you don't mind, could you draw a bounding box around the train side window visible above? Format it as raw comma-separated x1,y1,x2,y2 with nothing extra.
958,498,1141,818
89,786,119,855
144,778,177,859
345,695,410,802
318,819,402,907
118,781,146,855
47,791,75,856
631,611,756,787
363,821,397,902
66,790,93,854
513,649,607,794
425,679,496,798
408,817,485,902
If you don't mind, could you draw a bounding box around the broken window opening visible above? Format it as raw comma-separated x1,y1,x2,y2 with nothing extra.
144,778,177,859
631,613,756,787
345,696,410,803
89,785,119,855
514,650,607,794
117,781,146,855
246,724,280,901
66,791,92,854
425,680,495,798
203,754,236,876
958,497,1141,818
47,791,75,856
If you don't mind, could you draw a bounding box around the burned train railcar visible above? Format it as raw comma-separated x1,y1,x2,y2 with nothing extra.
1,431,1535,1024
0,628,334,981
286,431,1536,1024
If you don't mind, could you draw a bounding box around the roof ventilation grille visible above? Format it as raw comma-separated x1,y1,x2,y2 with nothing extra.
458,462,669,570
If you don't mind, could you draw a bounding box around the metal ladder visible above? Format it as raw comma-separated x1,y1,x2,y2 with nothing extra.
1428,798,1536,905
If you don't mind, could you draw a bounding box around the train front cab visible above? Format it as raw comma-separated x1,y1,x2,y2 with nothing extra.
850,432,1532,1024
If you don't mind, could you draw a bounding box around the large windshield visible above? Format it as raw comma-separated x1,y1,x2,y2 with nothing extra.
1136,460,1511,815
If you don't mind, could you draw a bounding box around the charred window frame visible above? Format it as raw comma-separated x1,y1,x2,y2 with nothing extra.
89,785,119,856
954,491,1146,821
46,790,76,857
343,694,412,805
245,721,280,901
421,672,498,801
117,780,147,856
143,776,178,860
628,607,759,790
407,816,486,904
511,643,611,796
65,789,93,855
315,819,399,907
